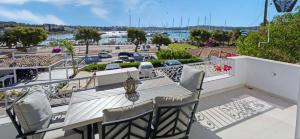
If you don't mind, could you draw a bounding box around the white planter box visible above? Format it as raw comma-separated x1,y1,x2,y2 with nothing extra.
96,67,139,86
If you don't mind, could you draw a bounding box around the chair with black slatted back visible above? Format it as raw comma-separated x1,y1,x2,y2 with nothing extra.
152,95,199,139
99,100,154,139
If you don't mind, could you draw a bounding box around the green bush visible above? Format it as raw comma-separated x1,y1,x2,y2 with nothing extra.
83,58,202,72
84,64,106,72
147,59,165,67
168,43,198,50
178,58,202,64
157,50,193,59
0,93,5,101
147,58,202,67
120,62,140,68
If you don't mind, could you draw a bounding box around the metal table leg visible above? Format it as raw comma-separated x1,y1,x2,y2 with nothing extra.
87,124,93,139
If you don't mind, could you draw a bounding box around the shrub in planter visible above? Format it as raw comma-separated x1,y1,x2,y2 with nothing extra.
147,59,165,67
84,64,107,72
177,58,202,64
147,58,202,67
120,62,140,68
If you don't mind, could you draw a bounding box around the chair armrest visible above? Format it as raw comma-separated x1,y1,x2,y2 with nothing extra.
16,124,64,138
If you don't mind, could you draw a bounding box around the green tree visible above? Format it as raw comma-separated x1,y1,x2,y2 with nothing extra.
3,27,48,49
212,30,223,45
0,33,4,46
231,29,241,45
61,40,77,74
127,28,146,52
152,33,172,51
74,28,101,55
212,30,231,46
3,29,20,48
189,29,211,47
237,9,300,63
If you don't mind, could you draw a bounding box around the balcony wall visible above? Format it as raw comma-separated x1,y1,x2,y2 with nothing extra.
202,56,300,103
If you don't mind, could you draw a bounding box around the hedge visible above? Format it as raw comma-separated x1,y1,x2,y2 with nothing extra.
83,64,106,72
157,50,193,59
84,62,140,72
84,58,203,72
147,58,202,67
120,62,140,68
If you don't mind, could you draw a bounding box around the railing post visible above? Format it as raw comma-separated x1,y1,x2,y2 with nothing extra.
13,69,17,84
65,54,69,79
296,89,300,139
49,66,52,81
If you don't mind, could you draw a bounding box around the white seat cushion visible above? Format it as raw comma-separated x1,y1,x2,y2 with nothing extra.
100,100,154,139
179,65,205,93
14,86,53,139
103,100,153,122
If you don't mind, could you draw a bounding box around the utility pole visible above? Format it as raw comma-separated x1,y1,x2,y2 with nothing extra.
180,16,183,39
209,12,212,30
172,17,175,28
263,0,268,26
187,17,190,30
224,19,227,31
129,9,132,27
204,16,207,27
180,16,183,28
197,16,200,27
138,17,141,28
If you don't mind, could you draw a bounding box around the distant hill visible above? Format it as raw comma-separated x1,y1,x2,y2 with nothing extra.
0,21,259,33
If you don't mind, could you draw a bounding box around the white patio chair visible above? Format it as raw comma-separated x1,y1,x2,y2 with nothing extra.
6,87,85,139
179,65,205,99
96,100,154,139
152,94,199,139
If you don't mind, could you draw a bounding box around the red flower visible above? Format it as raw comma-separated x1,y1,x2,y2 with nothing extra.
226,53,238,57
214,65,222,72
224,65,232,71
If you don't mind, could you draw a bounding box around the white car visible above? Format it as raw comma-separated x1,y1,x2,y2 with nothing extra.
138,62,155,78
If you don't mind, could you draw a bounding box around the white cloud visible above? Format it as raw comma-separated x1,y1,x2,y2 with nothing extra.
0,7,65,25
0,0,70,5
122,0,158,12
90,7,109,19
0,0,98,6
0,0,110,21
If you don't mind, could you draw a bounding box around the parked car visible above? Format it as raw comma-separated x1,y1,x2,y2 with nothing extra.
118,52,134,57
119,53,135,62
138,62,155,78
132,53,144,62
119,55,135,62
84,56,100,64
143,55,155,61
98,52,112,58
140,45,149,51
52,48,61,53
163,60,182,67
115,46,120,50
105,64,121,70
112,59,123,63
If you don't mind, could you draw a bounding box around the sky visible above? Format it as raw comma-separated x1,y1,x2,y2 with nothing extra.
0,0,299,27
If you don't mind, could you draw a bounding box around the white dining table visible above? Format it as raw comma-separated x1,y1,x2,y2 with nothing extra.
63,77,193,138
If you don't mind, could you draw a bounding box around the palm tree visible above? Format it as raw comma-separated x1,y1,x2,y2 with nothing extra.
61,40,77,75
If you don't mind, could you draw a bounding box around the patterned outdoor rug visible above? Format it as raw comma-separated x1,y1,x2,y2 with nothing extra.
195,96,273,131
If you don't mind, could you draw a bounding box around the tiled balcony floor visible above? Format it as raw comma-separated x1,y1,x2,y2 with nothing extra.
190,87,297,139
